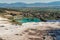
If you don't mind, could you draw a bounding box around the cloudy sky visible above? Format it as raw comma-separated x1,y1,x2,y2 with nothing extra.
0,0,60,3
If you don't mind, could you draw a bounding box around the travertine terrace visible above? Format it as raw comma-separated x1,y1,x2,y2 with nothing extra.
0,17,60,40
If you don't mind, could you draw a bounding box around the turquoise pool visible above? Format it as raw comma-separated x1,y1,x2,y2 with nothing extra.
16,18,41,23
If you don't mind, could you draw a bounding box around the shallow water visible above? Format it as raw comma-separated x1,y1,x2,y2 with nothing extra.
16,18,41,23
48,29,60,40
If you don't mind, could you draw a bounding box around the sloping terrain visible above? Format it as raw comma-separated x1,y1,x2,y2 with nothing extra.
0,17,60,40
0,8,60,21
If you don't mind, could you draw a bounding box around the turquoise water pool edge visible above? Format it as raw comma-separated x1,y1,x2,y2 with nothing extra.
16,17,41,23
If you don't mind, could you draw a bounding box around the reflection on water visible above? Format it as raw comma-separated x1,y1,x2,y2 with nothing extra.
47,29,60,40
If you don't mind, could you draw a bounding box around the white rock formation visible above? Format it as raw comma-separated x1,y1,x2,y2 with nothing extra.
0,17,60,40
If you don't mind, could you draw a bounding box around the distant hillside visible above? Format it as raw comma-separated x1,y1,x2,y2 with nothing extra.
0,1,60,8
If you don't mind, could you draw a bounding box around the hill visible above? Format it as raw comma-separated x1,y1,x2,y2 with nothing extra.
0,1,60,8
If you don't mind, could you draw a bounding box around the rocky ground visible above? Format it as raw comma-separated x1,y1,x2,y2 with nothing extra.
0,17,60,40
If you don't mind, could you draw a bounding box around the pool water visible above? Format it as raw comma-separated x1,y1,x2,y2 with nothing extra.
16,18,41,23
